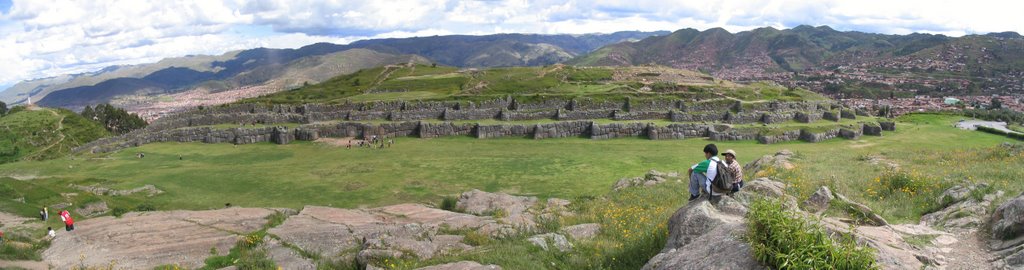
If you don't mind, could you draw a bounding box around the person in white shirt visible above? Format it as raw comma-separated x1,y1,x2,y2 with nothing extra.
47,227,56,239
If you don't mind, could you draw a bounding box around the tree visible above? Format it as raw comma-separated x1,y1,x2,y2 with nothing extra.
0,101,7,116
81,103,147,135
991,97,1003,110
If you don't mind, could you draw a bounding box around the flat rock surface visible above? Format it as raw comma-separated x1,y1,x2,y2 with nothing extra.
414,261,502,270
42,207,277,269
269,204,497,262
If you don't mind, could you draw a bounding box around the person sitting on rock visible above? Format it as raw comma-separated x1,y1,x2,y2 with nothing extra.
687,144,720,201
721,149,744,193
47,227,56,239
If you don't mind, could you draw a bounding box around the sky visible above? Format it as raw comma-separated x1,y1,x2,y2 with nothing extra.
1,0,1023,91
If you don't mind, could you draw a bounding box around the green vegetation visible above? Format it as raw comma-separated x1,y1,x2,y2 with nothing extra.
0,108,109,164
746,199,877,269
201,212,286,269
80,104,147,135
0,226,51,261
240,65,818,105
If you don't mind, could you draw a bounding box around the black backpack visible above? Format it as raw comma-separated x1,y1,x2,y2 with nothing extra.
711,160,734,194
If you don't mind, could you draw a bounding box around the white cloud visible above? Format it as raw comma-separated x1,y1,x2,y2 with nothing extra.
1,0,1023,88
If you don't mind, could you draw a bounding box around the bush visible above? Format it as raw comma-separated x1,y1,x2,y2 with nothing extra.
440,196,458,212
135,203,155,212
746,199,877,270
111,207,128,217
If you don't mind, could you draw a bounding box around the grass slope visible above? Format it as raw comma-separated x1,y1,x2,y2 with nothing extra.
241,65,821,104
0,108,109,164
0,114,1015,224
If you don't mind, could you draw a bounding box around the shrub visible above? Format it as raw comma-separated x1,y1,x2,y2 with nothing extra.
746,199,877,269
111,207,128,217
440,196,458,212
135,203,156,212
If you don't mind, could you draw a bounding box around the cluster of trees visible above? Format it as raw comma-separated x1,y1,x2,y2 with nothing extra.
81,104,147,134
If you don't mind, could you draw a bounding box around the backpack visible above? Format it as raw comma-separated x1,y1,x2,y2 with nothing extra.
711,160,734,194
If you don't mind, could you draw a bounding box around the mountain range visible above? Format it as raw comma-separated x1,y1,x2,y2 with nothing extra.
1,31,666,110
4,26,1024,111
572,25,1024,97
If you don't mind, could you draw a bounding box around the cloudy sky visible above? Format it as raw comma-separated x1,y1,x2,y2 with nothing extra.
1,0,1022,90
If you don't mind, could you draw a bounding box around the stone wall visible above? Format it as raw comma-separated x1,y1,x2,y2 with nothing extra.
756,130,802,144
558,109,616,120
500,110,557,121
573,98,623,111
709,128,759,141
839,125,863,139
800,128,840,143
795,111,822,123
419,122,475,138
841,109,857,119
761,112,795,124
443,108,501,121
823,111,841,122
628,99,678,111
879,121,896,131
613,111,670,121
591,123,647,140
533,121,592,139
348,111,390,121
724,112,762,124
475,124,535,139
390,110,443,121
671,111,726,122
863,123,882,136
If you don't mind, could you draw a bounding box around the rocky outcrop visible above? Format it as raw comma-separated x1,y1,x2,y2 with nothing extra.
43,207,279,269
70,184,164,197
922,184,1001,233
612,170,679,191
526,233,573,252
802,186,834,214
456,189,539,229
560,223,600,240
642,193,765,270
756,129,801,144
880,121,896,131
268,204,508,269
414,261,502,270
744,150,795,176
863,123,883,136
799,128,840,142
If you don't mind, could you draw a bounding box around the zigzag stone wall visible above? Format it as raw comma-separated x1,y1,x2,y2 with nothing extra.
75,120,896,154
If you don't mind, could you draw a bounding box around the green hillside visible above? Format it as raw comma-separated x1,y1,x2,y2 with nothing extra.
0,107,109,164
242,64,825,104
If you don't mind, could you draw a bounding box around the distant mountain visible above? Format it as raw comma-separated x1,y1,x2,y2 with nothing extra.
40,49,429,110
4,31,668,110
572,25,1024,97
335,31,670,67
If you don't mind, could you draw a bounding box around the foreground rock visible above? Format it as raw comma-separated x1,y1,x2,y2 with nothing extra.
744,149,795,176
613,170,680,191
990,192,1024,268
269,204,494,267
527,233,573,252
643,195,762,270
560,223,600,240
268,190,563,269
43,207,278,269
922,184,1002,233
456,189,539,229
414,261,502,270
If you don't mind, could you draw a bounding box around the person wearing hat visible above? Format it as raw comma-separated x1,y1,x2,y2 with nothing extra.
721,149,744,192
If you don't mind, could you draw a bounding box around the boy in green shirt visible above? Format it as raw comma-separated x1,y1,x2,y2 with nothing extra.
687,144,720,201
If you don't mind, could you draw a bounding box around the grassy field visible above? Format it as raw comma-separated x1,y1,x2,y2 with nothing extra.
0,108,109,164
0,114,1015,223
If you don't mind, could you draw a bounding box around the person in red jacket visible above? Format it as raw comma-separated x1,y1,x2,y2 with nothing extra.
59,210,74,231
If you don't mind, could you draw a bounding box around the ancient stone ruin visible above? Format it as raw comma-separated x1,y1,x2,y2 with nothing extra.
75,97,897,153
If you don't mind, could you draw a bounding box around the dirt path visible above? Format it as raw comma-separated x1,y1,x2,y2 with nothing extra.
0,260,48,270
21,109,66,160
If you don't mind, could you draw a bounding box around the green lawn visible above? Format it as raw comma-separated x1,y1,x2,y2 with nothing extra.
0,114,1014,222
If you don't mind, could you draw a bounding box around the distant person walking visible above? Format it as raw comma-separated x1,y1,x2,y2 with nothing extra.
721,149,744,193
40,207,48,221
59,210,74,231
688,144,721,201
